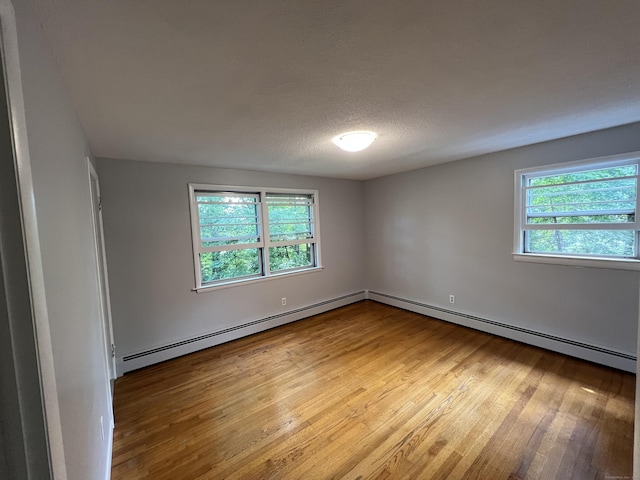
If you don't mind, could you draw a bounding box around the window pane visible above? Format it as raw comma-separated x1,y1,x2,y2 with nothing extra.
200,248,261,283
526,177,636,225
197,192,260,247
269,221,313,241
269,244,314,272
267,194,313,242
526,230,635,257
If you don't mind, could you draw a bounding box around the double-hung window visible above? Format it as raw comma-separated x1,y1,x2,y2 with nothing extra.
189,184,321,289
514,151,640,269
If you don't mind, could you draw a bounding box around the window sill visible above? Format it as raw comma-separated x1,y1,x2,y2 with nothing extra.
193,266,324,293
513,253,640,271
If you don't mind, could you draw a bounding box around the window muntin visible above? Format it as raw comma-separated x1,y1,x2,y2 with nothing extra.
190,185,320,288
515,152,640,264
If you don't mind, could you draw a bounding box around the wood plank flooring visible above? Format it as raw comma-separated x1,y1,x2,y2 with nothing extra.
111,300,635,479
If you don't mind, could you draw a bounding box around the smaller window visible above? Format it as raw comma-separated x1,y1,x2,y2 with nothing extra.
514,151,640,269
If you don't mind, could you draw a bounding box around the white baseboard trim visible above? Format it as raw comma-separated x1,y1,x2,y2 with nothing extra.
117,291,366,375
367,290,636,373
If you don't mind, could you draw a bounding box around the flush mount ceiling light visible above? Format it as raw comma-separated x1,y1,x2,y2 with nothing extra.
332,131,377,152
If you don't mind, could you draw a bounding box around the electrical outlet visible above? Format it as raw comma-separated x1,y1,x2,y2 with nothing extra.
282,297,287,306
449,295,455,304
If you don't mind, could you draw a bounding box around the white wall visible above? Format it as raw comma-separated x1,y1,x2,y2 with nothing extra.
96,158,365,372
14,1,113,478
364,122,640,371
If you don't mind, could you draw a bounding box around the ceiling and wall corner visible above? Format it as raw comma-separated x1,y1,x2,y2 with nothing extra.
23,0,640,180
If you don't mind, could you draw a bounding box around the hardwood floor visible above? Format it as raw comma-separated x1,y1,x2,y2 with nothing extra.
111,300,634,479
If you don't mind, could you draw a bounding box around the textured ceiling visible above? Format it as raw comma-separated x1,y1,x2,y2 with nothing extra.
25,0,640,180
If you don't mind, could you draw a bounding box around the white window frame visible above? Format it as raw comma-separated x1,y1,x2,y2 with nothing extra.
189,184,322,291
513,151,640,271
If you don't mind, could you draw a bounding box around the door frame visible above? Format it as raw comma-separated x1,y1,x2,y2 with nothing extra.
88,159,117,384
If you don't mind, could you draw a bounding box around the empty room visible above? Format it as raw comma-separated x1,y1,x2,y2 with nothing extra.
2,0,640,479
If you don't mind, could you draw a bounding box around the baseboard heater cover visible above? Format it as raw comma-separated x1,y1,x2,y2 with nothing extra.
122,291,365,365
368,290,636,371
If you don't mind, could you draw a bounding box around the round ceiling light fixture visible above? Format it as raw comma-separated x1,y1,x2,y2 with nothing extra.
332,130,377,152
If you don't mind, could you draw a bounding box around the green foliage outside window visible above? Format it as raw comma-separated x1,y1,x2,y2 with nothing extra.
527,230,635,257
200,249,261,283
269,244,313,272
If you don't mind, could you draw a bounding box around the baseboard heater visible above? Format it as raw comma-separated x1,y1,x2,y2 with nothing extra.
122,291,365,364
368,290,636,370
